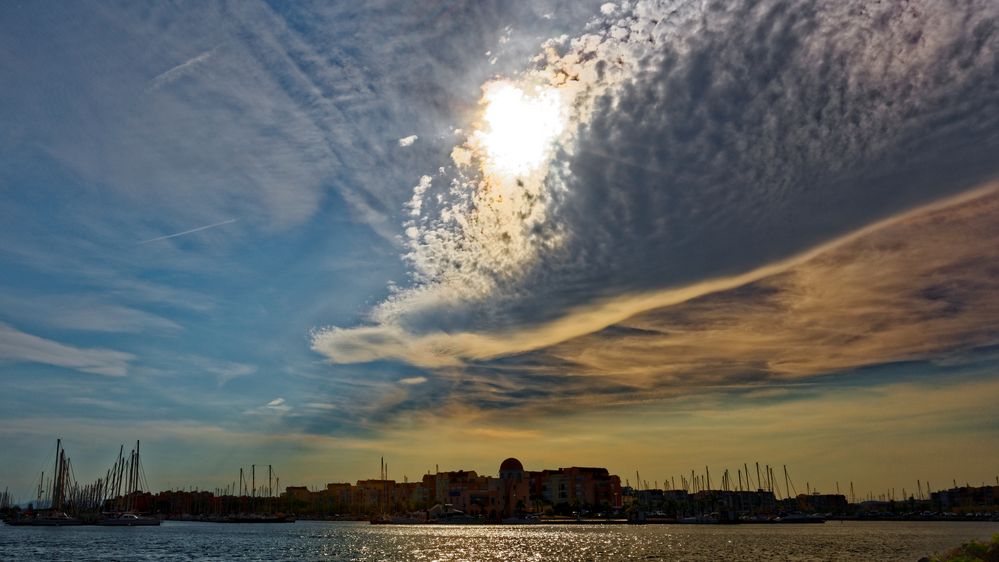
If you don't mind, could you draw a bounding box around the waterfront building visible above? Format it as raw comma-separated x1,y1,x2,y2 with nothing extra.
277,456,623,518
797,493,848,513
931,485,999,510
498,458,531,517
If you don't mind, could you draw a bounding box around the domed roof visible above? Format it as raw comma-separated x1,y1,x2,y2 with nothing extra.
499,457,524,472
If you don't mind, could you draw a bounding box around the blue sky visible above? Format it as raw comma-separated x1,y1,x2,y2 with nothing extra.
2,0,998,499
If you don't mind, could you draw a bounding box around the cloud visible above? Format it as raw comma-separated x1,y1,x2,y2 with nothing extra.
0,294,182,334
541,187,999,388
312,182,999,420
1,1,607,247
186,358,257,387
246,397,291,416
305,402,337,410
0,322,134,377
399,376,427,385
314,184,999,368
107,280,215,313
397,135,418,147
315,0,999,373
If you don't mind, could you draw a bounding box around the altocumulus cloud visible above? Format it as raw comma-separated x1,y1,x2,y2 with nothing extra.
313,0,999,409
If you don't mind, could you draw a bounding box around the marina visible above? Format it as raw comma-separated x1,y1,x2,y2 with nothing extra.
3,446,997,530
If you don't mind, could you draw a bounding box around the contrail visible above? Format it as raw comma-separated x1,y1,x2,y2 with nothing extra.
147,48,215,91
139,219,237,244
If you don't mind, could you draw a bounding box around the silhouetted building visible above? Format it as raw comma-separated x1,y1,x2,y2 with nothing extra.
797,493,848,513
278,457,622,518
932,486,999,509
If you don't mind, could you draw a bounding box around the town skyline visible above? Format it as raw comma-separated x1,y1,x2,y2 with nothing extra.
5,437,998,509
9,447,995,524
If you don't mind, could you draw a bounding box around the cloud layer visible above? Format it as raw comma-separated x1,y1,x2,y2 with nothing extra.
541,186,999,390
312,184,999,423
314,0,999,374
0,323,134,377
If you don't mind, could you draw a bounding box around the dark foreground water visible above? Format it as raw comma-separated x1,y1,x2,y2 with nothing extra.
2,520,998,561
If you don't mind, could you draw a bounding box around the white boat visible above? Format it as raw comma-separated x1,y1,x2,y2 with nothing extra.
98,513,161,526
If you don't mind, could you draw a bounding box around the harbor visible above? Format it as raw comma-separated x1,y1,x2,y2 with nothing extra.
4,447,996,528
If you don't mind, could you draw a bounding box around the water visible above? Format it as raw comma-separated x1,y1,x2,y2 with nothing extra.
2,520,997,561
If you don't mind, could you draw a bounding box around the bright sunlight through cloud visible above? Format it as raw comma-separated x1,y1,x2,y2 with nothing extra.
474,81,566,177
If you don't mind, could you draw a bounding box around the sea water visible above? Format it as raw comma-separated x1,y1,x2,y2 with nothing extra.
2,520,997,561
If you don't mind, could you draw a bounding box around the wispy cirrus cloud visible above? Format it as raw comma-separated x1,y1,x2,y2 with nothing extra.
0,322,134,377
2,1,601,246
0,293,182,334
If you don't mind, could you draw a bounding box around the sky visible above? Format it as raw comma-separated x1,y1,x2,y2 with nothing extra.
1,0,998,501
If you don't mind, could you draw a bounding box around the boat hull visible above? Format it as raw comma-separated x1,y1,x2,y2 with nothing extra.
6,518,83,526
98,517,161,526
221,516,296,523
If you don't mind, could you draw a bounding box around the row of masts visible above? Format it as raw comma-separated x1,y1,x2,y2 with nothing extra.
33,439,83,511
631,462,988,504
116,463,287,515
172,464,282,498
232,464,279,498
634,463,802,499
104,441,146,512
26,439,147,514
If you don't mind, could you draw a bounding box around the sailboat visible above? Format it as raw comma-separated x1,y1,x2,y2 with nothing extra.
6,439,83,526
98,441,160,526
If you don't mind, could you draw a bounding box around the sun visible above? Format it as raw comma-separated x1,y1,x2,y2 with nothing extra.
475,81,566,177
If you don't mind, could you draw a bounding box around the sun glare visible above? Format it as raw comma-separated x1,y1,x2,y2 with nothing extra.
476,82,565,177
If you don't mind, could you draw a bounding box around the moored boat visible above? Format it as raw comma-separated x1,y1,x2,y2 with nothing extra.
221,513,295,523
98,512,161,526
5,512,83,526
775,513,826,524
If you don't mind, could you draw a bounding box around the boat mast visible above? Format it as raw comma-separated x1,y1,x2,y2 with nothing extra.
136,440,141,495
57,447,67,510
51,439,62,509
127,446,135,512
117,446,126,510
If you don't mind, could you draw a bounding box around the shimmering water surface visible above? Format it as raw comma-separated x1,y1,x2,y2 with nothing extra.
2,520,998,561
